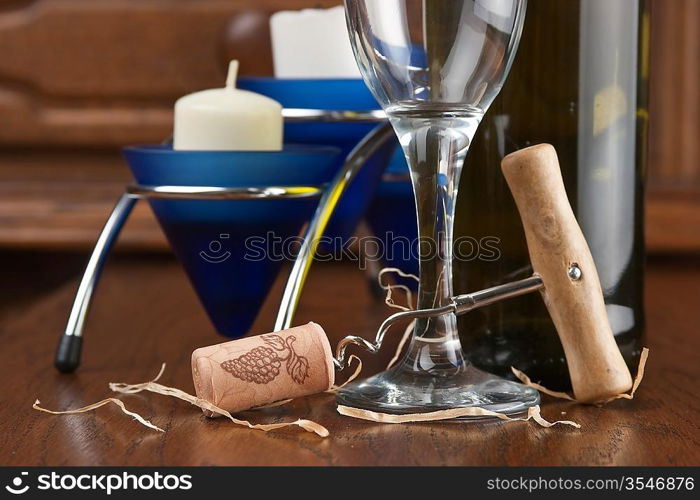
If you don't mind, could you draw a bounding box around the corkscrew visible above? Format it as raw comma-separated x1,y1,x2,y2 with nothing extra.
333,144,633,403
191,144,634,416
333,273,544,369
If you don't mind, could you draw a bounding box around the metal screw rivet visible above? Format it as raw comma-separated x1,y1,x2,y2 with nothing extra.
568,264,582,281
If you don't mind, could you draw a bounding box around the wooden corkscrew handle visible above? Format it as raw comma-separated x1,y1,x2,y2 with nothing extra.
501,144,633,403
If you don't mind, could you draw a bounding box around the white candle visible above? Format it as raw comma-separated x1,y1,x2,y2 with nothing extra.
270,6,361,79
173,61,283,151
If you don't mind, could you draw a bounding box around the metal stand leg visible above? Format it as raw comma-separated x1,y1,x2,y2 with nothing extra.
274,122,395,331
54,193,138,373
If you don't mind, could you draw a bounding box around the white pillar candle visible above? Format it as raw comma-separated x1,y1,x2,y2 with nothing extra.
173,61,283,151
270,6,361,79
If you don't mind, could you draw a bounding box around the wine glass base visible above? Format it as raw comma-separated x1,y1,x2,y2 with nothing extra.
336,363,540,417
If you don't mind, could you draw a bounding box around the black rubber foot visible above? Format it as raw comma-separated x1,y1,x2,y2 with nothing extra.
54,335,82,373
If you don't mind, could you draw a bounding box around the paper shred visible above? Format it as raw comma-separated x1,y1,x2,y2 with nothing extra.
337,404,580,428
33,398,164,433
252,399,293,410
109,365,329,437
327,354,363,393
386,319,415,369
377,267,419,312
526,405,580,428
34,365,329,438
600,347,649,403
510,367,576,401
511,347,650,405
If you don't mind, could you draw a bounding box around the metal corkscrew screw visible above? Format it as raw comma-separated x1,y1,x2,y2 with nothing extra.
333,275,544,370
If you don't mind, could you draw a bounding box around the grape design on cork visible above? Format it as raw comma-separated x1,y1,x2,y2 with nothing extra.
221,334,310,385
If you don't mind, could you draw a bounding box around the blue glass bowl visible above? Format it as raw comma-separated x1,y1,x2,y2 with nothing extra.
124,144,341,338
238,78,398,250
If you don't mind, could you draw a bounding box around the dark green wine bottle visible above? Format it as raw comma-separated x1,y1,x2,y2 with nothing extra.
455,0,648,391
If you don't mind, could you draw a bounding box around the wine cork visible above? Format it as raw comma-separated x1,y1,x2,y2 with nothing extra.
191,322,335,416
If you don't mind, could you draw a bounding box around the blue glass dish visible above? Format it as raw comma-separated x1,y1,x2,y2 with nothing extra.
238,78,398,250
124,144,341,338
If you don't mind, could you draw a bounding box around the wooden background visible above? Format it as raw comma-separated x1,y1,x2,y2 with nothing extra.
0,0,697,253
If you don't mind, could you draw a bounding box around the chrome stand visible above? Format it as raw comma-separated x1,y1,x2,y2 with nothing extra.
54,109,391,373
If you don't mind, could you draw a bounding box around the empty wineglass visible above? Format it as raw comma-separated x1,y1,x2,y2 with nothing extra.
338,0,540,414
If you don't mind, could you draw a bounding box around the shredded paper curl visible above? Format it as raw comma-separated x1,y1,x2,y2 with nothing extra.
511,347,649,405
337,404,580,428
35,364,328,437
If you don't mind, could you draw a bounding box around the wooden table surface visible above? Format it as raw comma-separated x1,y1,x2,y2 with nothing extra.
0,253,698,466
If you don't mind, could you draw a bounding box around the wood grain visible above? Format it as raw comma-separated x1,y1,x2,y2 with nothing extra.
0,256,697,466
0,0,341,146
647,190,700,253
646,0,700,253
648,0,700,188
0,151,167,250
0,0,697,253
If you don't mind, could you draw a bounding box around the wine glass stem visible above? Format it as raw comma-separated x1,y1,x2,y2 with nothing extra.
391,112,482,373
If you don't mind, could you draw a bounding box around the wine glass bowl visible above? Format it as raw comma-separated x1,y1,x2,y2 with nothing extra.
345,0,526,111
337,0,539,415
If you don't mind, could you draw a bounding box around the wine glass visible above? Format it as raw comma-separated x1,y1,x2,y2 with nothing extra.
338,0,539,414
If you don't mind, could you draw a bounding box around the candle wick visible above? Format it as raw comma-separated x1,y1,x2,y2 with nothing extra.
225,60,239,89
